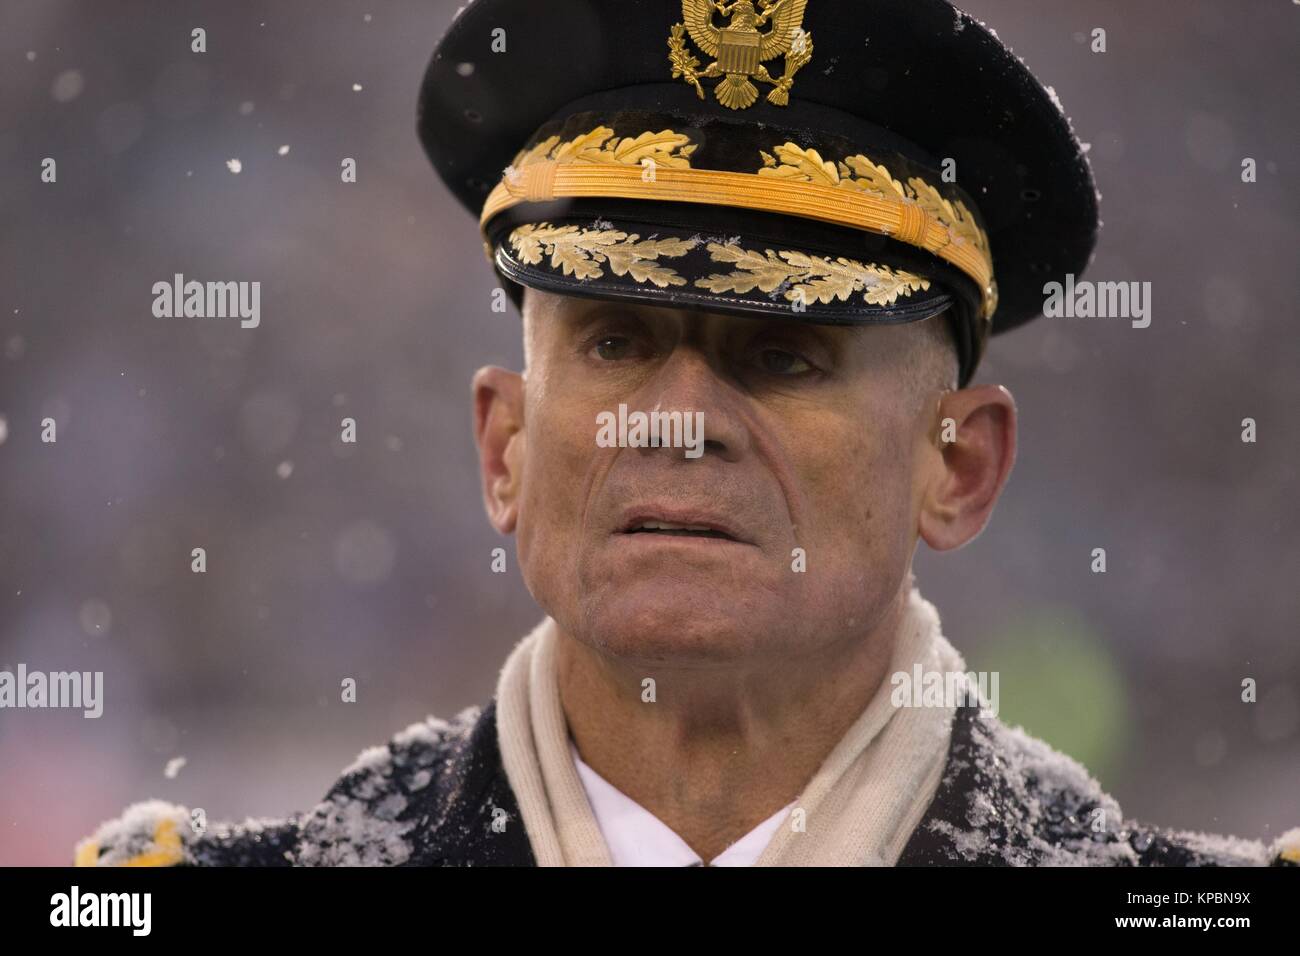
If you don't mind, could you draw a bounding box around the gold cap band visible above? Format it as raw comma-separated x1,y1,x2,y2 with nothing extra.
481,161,996,320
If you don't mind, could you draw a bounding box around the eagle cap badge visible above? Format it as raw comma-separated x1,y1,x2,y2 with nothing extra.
668,0,813,110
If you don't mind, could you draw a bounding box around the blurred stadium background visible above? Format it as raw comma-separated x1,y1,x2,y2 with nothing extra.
1,0,1296,864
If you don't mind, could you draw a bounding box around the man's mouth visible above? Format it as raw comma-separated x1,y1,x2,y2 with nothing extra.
617,509,749,544
625,521,736,541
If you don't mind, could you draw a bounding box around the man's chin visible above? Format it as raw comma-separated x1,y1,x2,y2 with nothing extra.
573,581,780,664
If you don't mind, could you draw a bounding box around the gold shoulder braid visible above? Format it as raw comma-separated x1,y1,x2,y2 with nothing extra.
75,817,185,868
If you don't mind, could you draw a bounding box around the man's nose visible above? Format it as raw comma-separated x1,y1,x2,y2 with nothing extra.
630,346,750,463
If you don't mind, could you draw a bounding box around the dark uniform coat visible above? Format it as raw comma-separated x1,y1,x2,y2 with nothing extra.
76,700,1297,867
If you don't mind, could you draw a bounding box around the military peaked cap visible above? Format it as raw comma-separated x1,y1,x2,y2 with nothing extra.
418,0,1099,385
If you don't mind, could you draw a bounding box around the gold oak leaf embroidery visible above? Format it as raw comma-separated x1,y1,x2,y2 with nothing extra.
902,175,989,257
509,126,698,172
758,142,990,261
758,143,841,187
694,241,930,306
509,223,698,288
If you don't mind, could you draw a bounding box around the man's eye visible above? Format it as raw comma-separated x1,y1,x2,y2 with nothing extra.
592,335,635,361
754,347,813,376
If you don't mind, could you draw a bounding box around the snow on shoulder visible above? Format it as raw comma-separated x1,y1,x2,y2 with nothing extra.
290,705,483,867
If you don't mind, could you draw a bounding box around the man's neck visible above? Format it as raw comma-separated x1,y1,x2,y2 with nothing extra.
554,592,906,863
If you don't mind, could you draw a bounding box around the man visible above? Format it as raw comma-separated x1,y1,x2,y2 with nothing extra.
76,0,1295,867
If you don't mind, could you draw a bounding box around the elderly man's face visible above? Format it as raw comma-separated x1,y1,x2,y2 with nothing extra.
474,288,1009,665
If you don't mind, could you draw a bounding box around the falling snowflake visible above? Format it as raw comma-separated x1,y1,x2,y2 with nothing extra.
79,599,112,636
164,757,187,779
226,158,242,174
51,69,84,103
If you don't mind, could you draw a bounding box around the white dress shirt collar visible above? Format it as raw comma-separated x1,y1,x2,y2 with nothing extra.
569,739,794,867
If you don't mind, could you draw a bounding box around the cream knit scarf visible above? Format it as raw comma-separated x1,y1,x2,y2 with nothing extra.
495,588,965,866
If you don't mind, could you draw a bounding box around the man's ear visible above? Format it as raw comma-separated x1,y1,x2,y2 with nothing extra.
918,384,1017,551
472,366,526,535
